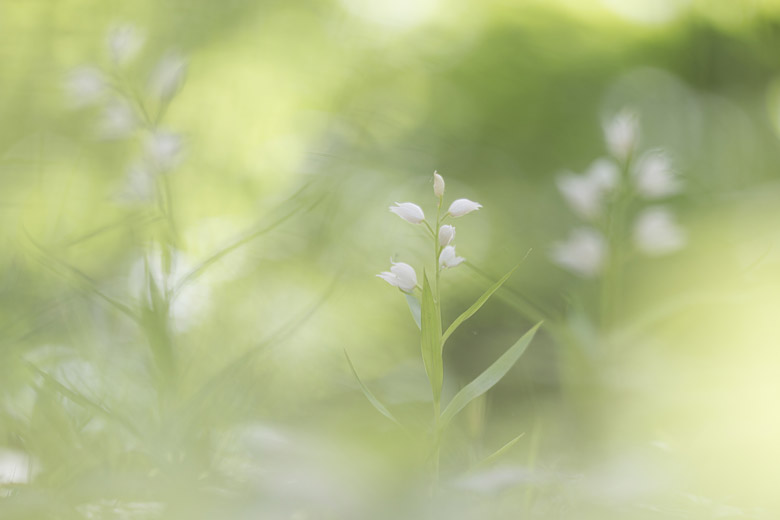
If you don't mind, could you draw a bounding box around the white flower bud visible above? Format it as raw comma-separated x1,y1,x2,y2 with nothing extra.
447,198,482,217
146,131,183,172
556,172,603,220
633,206,686,255
550,227,606,278
96,99,137,139
439,245,465,269
149,51,187,101
108,23,144,66
377,261,418,292
64,66,105,108
433,171,445,198
604,109,639,161
438,224,455,247
389,202,425,224
633,150,681,199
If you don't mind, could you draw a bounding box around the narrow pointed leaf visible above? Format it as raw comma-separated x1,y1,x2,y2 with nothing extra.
440,322,541,428
477,432,525,468
344,349,402,427
405,293,422,329
420,272,443,405
442,261,523,347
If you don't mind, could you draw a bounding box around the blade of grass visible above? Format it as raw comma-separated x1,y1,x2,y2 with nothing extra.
442,253,530,347
440,322,541,429
343,349,403,428
476,432,525,468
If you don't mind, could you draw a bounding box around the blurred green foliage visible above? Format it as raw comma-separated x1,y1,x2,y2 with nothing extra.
2,0,780,518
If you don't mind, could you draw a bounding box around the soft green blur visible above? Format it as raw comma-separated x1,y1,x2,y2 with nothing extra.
2,0,780,518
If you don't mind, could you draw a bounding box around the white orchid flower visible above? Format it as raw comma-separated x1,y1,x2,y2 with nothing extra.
389,202,425,224
556,158,619,220
97,99,137,139
633,206,686,255
604,109,639,161
64,66,105,108
633,150,681,199
146,131,183,172
439,245,465,269
377,261,418,292
438,224,455,247
550,227,606,278
108,23,144,66
448,198,482,217
433,171,445,198
149,51,187,101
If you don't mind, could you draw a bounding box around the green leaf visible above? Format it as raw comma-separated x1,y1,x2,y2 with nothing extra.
477,432,525,468
420,271,443,405
442,261,523,347
343,349,402,427
440,321,541,429
405,293,422,329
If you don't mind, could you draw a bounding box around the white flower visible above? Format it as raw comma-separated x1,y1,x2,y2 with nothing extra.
448,198,482,217
64,66,105,108
604,109,639,161
433,171,445,198
438,224,455,246
633,150,681,199
439,245,465,269
107,23,144,66
389,202,425,224
377,261,418,292
148,51,187,101
556,159,619,220
633,206,686,255
146,131,183,172
115,162,155,205
96,99,137,139
550,227,606,278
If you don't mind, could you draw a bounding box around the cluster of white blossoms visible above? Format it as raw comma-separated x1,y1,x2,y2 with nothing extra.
64,23,188,204
551,109,687,277
378,172,482,292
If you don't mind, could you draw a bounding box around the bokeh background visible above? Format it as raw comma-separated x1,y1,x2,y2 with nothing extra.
2,0,780,518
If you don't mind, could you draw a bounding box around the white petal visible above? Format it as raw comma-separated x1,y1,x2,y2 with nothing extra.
390,262,418,291
96,99,137,139
433,171,445,198
586,158,620,191
633,150,681,199
149,51,187,101
146,131,183,172
64,66,105,108
633,206,686,255
550,228,606,278
448,198,482,217
438,224,455,247
439,245,465,269
556,172,603,220
108,23,144,66
604,109,639,161
389,202,425,224
376,272,401,288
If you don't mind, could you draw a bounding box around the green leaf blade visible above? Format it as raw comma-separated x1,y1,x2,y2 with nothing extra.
420,271,443,405
344,349,402,427
442,261,523,347
440,321,542,428
405,293,422,330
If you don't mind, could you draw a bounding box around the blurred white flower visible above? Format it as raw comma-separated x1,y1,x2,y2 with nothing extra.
550,227,606,278
633,206,686,255
438,224,455,246
64,66,105,108
604,109,639,161
115,162,155,204
377,261,418,292
433,171,445,198
107,23,144,66
633,150,681,198
96,99,137,139
148,51,187,101
447,198,481,217
145,131,183,172
587,158,620,191
439,245,465,269
0,450,32,485
389,202,425,224
556,159,619,220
